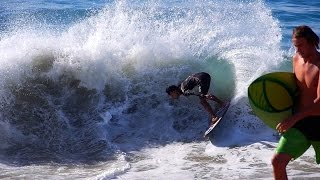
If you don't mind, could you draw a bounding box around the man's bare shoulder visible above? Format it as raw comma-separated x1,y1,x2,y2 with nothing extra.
292,53,301,68
292,53,300,61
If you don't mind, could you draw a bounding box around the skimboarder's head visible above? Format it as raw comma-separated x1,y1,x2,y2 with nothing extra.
166,85,181,99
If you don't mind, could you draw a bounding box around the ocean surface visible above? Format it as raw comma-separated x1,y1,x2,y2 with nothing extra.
0,0,319,179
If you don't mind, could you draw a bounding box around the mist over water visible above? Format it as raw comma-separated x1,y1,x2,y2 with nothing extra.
0,0,288,178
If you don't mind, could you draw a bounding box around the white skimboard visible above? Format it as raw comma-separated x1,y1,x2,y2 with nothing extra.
204,102,230,138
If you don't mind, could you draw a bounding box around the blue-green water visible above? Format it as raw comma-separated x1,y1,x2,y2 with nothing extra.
0,0,319,179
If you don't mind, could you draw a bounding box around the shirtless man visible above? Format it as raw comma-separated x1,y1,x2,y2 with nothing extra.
272,25,320,180
166,72,224,125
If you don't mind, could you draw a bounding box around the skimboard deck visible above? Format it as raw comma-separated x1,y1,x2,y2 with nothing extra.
204,102,230,138
247,72,297,130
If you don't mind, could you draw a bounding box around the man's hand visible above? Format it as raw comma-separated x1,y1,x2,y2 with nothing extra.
276,114,301,133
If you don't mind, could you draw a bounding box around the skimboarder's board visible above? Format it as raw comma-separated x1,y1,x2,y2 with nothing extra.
204,102,230,138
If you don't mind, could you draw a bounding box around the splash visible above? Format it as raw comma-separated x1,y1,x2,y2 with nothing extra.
0,0,283,164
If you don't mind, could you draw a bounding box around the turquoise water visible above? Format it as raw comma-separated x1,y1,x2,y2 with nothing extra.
0,0,319,179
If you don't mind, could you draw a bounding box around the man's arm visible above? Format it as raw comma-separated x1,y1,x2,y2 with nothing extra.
278,102,320,132
191,93,225,106
182,90,194,96
189,92,225,107
314,70,320,103
276,74,320,133
205,94,224,106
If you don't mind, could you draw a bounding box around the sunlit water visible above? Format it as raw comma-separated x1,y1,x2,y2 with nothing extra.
0,0,319,179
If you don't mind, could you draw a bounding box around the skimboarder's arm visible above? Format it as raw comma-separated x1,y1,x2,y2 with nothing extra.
204,94,224,106
191,93,225,106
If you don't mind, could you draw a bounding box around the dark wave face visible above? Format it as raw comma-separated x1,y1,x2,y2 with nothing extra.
0,55,117,164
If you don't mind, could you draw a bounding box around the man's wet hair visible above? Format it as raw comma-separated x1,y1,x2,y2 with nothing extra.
293,25,319,49
166,85,179,95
